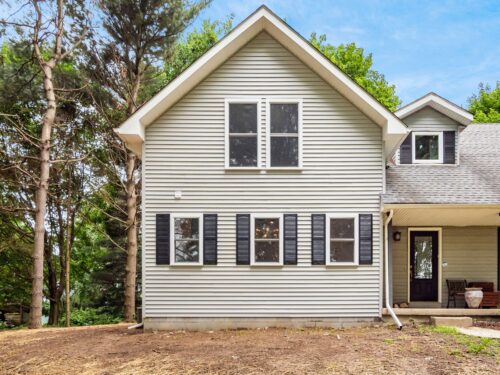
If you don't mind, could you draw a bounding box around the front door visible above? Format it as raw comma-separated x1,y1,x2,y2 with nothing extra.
410,231,439,301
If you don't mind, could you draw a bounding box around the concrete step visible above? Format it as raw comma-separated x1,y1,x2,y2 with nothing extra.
430,316,473,328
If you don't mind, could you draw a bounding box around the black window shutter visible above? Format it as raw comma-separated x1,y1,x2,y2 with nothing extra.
399,133,412,164
236,214,250,265
203,214,218,265
443,131,456,164
311,214,326,265
156,214,170,265
359,214,373,265
283,214,298,265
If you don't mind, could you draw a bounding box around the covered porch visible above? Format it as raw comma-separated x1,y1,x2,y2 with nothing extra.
385,205,500,316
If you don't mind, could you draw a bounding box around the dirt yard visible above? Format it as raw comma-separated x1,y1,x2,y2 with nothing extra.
1,322,499,374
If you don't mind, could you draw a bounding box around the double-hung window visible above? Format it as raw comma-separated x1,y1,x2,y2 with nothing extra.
326,214,358,265
251,214,283,265
412,131,443,164
225,99,260,168
170,214,203,265
267,99,302,168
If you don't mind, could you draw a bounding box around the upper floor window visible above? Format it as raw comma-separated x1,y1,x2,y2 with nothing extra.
412,132,443,164
225,99,260,168
267,99,302,168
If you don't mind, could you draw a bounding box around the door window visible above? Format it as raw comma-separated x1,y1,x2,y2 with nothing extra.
413,235,433,279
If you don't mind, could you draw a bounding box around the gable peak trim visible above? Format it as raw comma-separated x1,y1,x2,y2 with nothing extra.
115,5,408,157
395,92,473,126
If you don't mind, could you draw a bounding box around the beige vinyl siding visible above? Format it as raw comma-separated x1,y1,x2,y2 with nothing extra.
143,32,384,318
403,107,460,131
392,226,498,306
396,106,460,164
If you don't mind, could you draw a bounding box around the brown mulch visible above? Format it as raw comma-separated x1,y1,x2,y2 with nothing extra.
474,320,500,331
0,322,499,375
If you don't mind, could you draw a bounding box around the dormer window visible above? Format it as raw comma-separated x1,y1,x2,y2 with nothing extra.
413,132,443,164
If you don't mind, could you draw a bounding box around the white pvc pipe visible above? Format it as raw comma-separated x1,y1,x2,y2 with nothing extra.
127,322,144,329
384,209,403,330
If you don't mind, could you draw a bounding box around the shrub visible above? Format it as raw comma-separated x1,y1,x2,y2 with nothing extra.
62,307,121,326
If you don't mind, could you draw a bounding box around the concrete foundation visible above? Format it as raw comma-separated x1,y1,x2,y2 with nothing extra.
144,317,379,331
431,316,473,328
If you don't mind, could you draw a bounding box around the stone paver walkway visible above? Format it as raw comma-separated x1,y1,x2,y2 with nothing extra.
457,327,500,339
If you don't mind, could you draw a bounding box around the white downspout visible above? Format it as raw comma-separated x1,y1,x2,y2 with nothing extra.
384,209,403,330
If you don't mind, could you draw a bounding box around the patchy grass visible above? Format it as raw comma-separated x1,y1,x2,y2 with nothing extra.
1,323,499,374
421,324,500,357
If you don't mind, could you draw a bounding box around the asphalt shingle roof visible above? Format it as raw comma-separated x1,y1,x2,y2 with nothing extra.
384,124,500,204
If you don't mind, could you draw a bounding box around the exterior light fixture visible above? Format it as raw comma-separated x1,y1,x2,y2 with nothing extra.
393,231,401,241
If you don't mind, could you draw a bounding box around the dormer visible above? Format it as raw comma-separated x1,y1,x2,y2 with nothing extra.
394,93,473,165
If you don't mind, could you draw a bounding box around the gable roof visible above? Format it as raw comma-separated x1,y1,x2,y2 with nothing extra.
395,92,473,125
115,5,408,157
384,124,500,205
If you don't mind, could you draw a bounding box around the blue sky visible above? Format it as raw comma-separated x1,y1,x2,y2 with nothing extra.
192,0,500,107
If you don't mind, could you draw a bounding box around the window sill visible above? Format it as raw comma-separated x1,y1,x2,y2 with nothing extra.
225,167,263,172
398,163,457,166
265,167,303,172
169,263,204,267
224,167,304,173
249,263,284,267
412,161,444,164
325,263,359,267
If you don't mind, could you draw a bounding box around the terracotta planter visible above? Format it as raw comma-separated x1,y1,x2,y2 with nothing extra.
465,287,483,308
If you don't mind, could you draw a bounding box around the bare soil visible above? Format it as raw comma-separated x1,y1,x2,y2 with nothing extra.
1,322,499,375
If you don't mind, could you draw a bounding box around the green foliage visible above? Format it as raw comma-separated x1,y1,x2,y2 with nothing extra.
163,17,233,84
468,82,500,123
61,307,121,326
69,191,129,316
0,241,31,307
310,33,401,111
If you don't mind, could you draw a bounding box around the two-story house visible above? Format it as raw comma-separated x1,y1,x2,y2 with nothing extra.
116,6,500,330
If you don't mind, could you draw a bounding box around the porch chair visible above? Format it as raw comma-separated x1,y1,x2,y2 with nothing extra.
468,282,500,308
446,279,467,308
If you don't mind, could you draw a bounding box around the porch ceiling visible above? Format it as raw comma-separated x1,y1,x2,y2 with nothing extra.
386,205,500,227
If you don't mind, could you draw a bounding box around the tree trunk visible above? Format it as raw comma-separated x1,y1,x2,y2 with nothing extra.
48,298,60,326
29,63,56,329
45,235,62,326
123,77,140,323
123,151,138,322
65,208,73,327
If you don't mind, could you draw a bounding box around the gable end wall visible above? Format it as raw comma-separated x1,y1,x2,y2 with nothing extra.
142,32,384,320
395,107,460,164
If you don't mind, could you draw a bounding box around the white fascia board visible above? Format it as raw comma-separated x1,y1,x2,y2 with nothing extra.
115,6,408,158
395,92,473,125
383,118,410,156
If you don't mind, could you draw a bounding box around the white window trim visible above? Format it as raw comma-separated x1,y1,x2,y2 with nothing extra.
224,98,261,169
266,98,303,169
412,131,443,164
170,213,204,266
326,213,359,266
250,213,283,266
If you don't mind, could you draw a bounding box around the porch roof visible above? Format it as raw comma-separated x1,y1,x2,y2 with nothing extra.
384,124,500,205
386,205,500,226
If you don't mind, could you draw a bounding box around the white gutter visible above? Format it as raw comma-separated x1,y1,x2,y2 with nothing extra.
384,209,403,330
